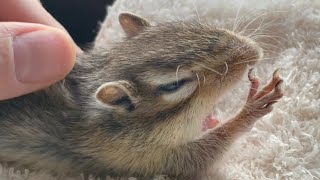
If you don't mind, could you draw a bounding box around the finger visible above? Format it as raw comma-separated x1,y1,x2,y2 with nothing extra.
0,22,76,100
254,82,284,108
253,69,282,100
264,101,278,109
275,79,284,93
247,68,259,102
0,0,82,52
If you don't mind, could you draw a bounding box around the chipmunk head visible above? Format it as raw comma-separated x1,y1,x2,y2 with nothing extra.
80,13,263,147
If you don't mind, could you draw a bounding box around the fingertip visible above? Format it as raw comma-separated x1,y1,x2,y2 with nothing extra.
0,23,77,100
48,28,77,78
275,79,284,91
13,27,76,83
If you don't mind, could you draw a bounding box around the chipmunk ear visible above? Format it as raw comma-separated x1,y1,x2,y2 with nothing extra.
119,12,151,37
95,81,135,112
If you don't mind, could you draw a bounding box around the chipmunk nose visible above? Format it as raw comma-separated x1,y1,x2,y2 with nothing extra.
236,38,263,66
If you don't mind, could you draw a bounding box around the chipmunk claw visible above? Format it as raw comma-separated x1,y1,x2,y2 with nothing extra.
242,69,284,119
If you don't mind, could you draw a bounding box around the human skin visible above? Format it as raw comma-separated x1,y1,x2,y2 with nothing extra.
0,0,78,100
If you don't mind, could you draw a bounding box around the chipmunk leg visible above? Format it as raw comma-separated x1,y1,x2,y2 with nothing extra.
164,69,284,177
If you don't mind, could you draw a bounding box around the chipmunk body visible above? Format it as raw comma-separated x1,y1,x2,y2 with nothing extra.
0,13,283,178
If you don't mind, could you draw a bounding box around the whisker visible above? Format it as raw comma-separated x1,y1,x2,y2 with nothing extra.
251,35,286,49
252,21,280,36
248,25,285,37
224,61,229,76
256,41,284,49
234,14,247,33
239,11,285,36
234,8,261,33
195,72,201,92
176,65,182,83
260,49,284,56
231,60,257,66
192,0,201,23
251,33,286,42
193,61,224,76
244,19,279,37
246,16,266,37
230,54,278,67
239,12,273,35
233,0,245,31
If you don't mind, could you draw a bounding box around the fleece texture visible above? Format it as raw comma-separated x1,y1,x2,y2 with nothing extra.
1,0,319,179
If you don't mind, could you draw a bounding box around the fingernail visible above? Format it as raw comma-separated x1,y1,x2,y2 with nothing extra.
13,29,75,83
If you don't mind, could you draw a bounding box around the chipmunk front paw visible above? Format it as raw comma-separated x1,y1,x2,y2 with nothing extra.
240,68,284,120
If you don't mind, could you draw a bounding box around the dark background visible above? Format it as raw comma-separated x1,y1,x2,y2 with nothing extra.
41,0,115,47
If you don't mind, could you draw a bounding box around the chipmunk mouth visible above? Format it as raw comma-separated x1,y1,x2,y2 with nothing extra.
194,113,219,139
202,114,219,132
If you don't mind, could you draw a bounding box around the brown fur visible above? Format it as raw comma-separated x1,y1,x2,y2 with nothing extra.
0,13,283,179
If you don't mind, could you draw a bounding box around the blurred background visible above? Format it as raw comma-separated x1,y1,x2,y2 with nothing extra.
41,0,115,47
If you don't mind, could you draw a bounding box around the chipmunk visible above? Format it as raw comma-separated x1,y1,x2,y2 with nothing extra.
0,13,283,179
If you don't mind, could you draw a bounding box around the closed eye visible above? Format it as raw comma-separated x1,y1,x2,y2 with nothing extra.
158,78,192,93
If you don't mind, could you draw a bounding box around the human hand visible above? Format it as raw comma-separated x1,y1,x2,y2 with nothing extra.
0,0,78,100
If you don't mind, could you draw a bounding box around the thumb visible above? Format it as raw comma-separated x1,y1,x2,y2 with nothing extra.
0,22,76,100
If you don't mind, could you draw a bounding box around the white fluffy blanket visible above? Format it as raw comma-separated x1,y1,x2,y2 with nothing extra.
1,0,319,179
